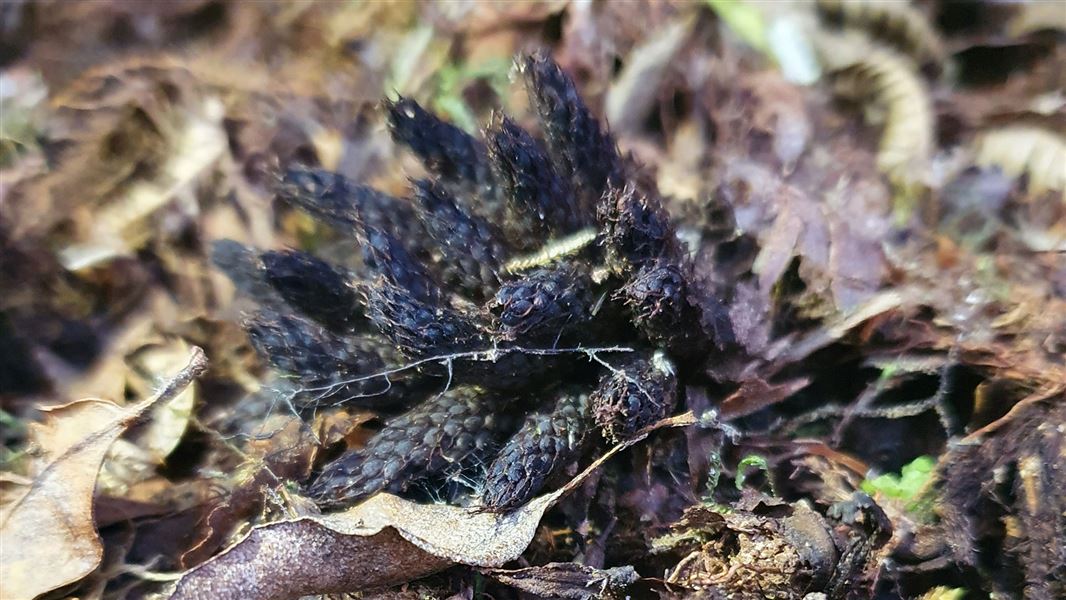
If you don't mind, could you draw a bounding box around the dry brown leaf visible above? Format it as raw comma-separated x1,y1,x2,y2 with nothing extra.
766,290,904,369
740,71,812,172
0,348,208,600
126,341,199,462
58,95,227,270
167,480,567,599
99,339,200,492
729,152,890,315
170,516,453,600
752,181,826,293
167,413,696,599
656,118,707,201
720,377,811,420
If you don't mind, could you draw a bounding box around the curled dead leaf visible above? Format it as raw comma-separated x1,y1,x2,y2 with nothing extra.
0,348,208,600
168,493,558,600
766,290,904,369
169,516,453,600
57,94,227,271
99,339,199,492
167,413,696,599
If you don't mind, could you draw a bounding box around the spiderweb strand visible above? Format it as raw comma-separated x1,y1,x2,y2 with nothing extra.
281,345,638,412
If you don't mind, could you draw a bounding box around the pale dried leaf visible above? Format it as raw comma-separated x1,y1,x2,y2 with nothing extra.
0,348,207,600
58,97,227,270
167,484,565,599
127,340,199,463
167,414,696,599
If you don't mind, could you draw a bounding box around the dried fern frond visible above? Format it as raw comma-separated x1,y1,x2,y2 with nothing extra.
815,0,945,72
974,126,1066,198
829,48,934,193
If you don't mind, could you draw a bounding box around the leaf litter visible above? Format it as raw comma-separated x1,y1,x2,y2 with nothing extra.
0,347,207,600
167,414,694,599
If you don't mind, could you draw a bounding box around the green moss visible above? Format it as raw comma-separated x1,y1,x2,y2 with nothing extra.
862,455,936,517
735,453,776,496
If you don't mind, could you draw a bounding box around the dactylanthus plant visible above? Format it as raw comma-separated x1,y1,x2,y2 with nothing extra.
215,52,734,511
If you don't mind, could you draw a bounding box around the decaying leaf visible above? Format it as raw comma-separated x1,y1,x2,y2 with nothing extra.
57,95,227,270
169,491,563,599
719,154,889,318
483,562,640,599
766,290,903,369
125,341,200,462
0,348,207,600
99,339,200,492
167,414,695,599
169,512,453,600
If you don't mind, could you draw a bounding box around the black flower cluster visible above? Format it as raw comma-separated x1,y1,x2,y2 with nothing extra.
214,52,733,511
